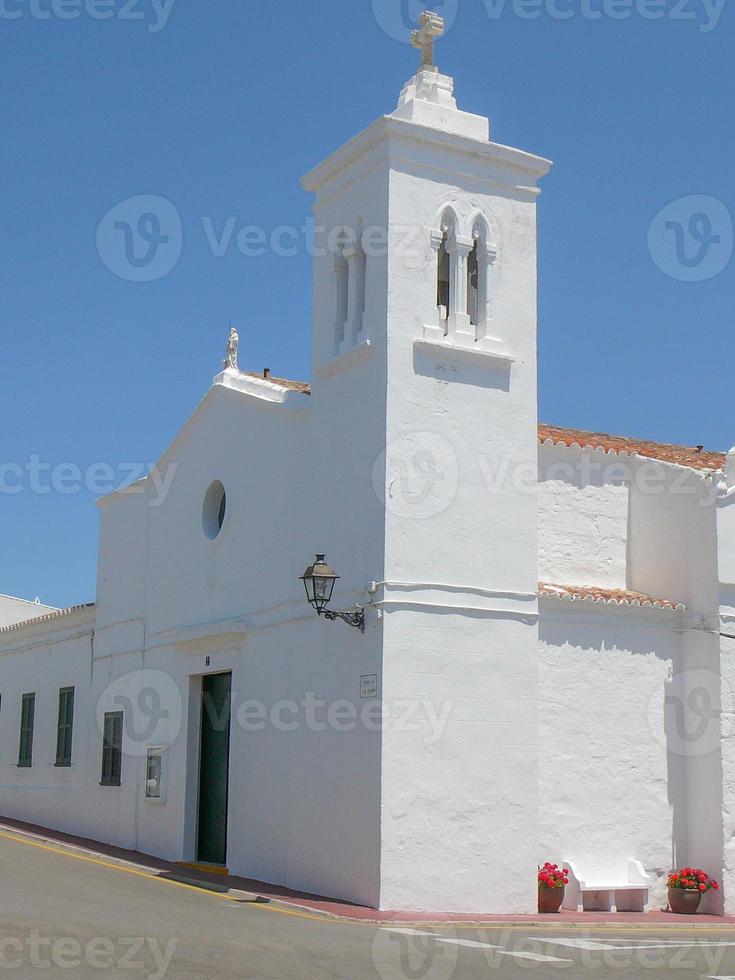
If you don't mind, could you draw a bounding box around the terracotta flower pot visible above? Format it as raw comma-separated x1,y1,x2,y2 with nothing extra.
668,888,702,915
538,885,564,914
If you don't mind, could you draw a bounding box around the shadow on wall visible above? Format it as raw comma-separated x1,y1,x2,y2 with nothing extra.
413,347,512,392
663,641,725,915
539,620,725,914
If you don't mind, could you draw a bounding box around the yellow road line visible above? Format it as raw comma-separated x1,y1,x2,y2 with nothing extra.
0,829,733,934
451,923,735,934
0,829,347,923
0,830,235,902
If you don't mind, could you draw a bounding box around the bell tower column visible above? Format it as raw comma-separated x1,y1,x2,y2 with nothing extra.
378,18,552,915
301,12,552,913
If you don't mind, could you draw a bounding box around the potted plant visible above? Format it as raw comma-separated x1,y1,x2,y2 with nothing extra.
667,868,719,914
538,863,569,913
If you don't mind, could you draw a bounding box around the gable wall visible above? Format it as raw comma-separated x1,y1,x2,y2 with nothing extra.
9,375,386,909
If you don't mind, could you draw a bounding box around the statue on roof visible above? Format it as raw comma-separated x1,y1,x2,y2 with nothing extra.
224,325,239,371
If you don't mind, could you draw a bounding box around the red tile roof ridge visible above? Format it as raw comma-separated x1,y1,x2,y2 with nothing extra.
539,582,685,611
0,603,96,636
539,423,724,472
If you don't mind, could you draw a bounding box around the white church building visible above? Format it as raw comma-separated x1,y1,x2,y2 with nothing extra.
2,16,734,915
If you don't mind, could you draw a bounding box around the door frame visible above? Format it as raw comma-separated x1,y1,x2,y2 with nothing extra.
182,670,233,864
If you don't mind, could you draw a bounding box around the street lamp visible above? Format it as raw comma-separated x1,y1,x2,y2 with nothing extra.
300,555,365,632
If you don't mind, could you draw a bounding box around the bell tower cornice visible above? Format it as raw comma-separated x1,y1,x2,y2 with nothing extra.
301,116,551,198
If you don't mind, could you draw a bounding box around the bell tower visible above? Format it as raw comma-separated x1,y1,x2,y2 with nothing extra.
302,14,552,913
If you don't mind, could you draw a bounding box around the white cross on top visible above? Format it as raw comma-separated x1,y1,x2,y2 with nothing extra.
411,10,446,70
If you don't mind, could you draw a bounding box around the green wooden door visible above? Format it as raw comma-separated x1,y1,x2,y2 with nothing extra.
197,673,232,865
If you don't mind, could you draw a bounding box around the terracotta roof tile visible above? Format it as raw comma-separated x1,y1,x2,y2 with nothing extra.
538,423,724,472
0,603,96,635
244,373,311,394
539,583,684,611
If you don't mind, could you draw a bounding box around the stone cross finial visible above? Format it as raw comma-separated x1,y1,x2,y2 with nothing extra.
411,10,446,70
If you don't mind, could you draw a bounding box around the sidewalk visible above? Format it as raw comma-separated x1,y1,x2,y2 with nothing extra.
1,815,733,927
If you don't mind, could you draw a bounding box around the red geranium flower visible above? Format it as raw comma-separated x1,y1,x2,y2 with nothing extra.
538,863,568,889
669,867,717,893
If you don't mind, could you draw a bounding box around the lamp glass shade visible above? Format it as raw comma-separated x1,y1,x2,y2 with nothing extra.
301,555,339,614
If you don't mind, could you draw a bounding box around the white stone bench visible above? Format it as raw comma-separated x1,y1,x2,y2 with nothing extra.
562,859,651,912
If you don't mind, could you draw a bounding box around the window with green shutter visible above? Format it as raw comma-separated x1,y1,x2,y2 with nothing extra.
18,693,35,768
100,711,123,786
55,687,75,767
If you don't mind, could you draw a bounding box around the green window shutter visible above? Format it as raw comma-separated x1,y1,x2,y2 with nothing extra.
18,693,35,768
55,687,75,767
100,711,123,787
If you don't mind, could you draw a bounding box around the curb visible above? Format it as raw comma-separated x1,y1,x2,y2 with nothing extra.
1,823,734,928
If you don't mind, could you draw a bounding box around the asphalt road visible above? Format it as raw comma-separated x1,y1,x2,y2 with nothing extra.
0,831,734,978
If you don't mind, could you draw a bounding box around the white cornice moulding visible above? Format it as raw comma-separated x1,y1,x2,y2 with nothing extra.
213,370,311,414
301,116,553,196
147,592,366,652
414,335,515,368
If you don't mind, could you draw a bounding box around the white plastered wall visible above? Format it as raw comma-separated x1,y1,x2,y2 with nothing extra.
538,601,683,911
629,462,723,913
717,485,735,913
538,444,629,589
374,115,550,912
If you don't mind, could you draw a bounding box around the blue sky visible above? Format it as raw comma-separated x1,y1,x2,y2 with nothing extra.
1,0,732,607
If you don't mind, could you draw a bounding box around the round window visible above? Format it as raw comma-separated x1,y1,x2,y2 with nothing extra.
202,481,227,540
